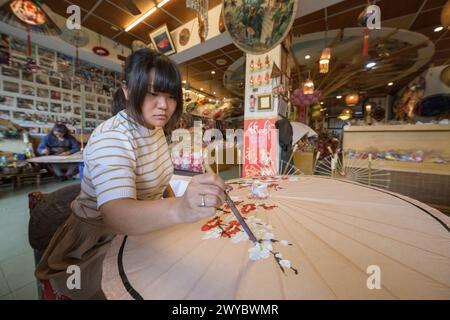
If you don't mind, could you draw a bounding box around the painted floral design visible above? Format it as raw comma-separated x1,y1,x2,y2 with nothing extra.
201,216,223,231
200,199,299,275
260,204,277,210
223,201,244,210
222,220,241,237
242,203,257,214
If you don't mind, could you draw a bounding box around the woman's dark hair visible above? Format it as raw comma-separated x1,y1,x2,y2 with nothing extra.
52,123,69,136
119,48,183,133
111,88,126,116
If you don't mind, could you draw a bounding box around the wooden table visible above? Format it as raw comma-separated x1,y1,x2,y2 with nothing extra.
102,176,450,300
27,152,83,164
0,169,45,188
27,152,84,179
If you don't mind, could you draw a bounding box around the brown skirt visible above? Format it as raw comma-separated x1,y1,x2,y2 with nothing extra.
35,212,116,300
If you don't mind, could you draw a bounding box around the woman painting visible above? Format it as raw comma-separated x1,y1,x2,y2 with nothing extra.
37,123,80,180
35,49,228,299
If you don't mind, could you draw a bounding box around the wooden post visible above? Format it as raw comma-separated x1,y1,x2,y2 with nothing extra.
368,153,372,186
313,151,321,174
238,148,242,178
283,143,298,175
215,145,219,175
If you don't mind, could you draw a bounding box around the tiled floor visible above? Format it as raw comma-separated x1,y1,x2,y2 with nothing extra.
0,167,240,300
0,179,79,300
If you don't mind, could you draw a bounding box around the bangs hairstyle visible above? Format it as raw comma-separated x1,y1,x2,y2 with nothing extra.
124,48,183,133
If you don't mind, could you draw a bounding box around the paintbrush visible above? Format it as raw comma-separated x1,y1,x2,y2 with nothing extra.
203,157,258,244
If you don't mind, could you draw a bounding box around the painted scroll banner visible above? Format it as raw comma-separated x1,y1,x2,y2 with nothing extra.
243,118,278,177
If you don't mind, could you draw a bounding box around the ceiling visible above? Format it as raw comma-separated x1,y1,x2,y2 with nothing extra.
43,0,223,48
41,0,450,100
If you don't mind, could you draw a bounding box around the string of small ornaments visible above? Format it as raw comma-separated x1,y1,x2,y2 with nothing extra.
249,55,271,87
248,55,272,113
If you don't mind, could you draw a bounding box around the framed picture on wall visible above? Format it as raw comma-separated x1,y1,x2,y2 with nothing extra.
257,94,272,111
37,87,49,98
0,95,14,107
3,81,19,93
149,25,176,56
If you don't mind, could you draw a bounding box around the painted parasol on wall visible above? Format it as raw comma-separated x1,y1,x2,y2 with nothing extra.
222,0,298,54
102,176,450,299
0,0,61,55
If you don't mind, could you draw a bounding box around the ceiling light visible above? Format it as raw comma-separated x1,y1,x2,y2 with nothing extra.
182,80,186,84
211,70,215,74
125,7,157,32
157,0,171,8
366,62,376,68
387,82,394,86
213,91,216,95
336,95,342,99
216,58,227,66
305,55,311,60
320,101,324,105
434,26,444,32
200,88,204,91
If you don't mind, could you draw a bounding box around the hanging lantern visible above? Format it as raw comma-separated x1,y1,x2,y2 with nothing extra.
303,78,314,95
345,93,360,106
319,47,331,74
338,107,352,120
442,0,450,30
358,5,378,57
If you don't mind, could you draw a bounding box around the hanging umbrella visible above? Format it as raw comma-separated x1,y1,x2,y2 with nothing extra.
0,0,61,55
102,176,450,299
291,121,317,145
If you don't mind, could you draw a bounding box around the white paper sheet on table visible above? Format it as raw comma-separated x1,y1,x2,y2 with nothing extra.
169,175,192,197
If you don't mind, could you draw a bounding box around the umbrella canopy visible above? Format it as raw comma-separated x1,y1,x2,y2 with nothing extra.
291,121,317,145
102,176,450,300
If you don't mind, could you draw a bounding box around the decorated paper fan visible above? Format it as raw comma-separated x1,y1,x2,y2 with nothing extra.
60,27,90,66
102,176,450,299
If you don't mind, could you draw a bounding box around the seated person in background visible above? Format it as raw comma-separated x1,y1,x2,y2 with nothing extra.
37,124,80,180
